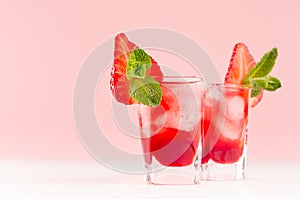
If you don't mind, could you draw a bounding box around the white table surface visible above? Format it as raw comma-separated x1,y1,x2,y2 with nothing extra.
1,160,300,199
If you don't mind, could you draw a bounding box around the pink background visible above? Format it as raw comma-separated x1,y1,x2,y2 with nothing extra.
0,0,299,162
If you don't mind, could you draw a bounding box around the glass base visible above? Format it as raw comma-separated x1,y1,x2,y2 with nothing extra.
145,158,200,185
201,145,247,181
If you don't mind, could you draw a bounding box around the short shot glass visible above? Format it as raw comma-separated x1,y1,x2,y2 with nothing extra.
201,84,250,180
138,76,205,185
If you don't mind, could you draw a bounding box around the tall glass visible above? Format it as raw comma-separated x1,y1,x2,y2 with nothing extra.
201,84,250,180
139,76,204,185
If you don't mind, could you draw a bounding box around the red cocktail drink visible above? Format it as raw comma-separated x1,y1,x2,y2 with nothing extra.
201,84,250,180
139,76,204,184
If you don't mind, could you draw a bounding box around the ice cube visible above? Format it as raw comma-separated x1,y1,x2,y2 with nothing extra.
221,118,244,140
177,87,200,132
206,86,226,117
179,100,200,132
210,86,226,104
226,96,245,122
150,105,167,134
164,101,181,130
164,84,200,132
204,87,246,141
212,96,245,140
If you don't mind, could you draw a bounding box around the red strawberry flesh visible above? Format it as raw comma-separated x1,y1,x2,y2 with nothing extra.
225,43,263,107
110,33,163,105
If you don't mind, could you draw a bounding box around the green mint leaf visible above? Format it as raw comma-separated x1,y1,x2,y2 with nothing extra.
126,49,152,80
253,75,282,91
242,47,282,97
243,48,278,84
250,79,263,97
129,76,162,106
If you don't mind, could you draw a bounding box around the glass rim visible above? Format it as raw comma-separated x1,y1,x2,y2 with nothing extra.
153,75,204,84
207,83,250,91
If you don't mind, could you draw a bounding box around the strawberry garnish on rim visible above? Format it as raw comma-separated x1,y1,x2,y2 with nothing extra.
225,43,263,107
110,33,163,105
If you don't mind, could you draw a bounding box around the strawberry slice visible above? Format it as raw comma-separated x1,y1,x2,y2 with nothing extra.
110,33,163,105
224,43,263,107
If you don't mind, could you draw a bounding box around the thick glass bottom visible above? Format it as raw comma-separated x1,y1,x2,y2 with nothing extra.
201,144,247,181
145,156,200,185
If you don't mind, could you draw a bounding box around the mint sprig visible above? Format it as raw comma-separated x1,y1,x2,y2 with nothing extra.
252,75,281,91
129,76,162,106
126,49,152,80
126,49,162,106
242,48,282,97
249,80,263,97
